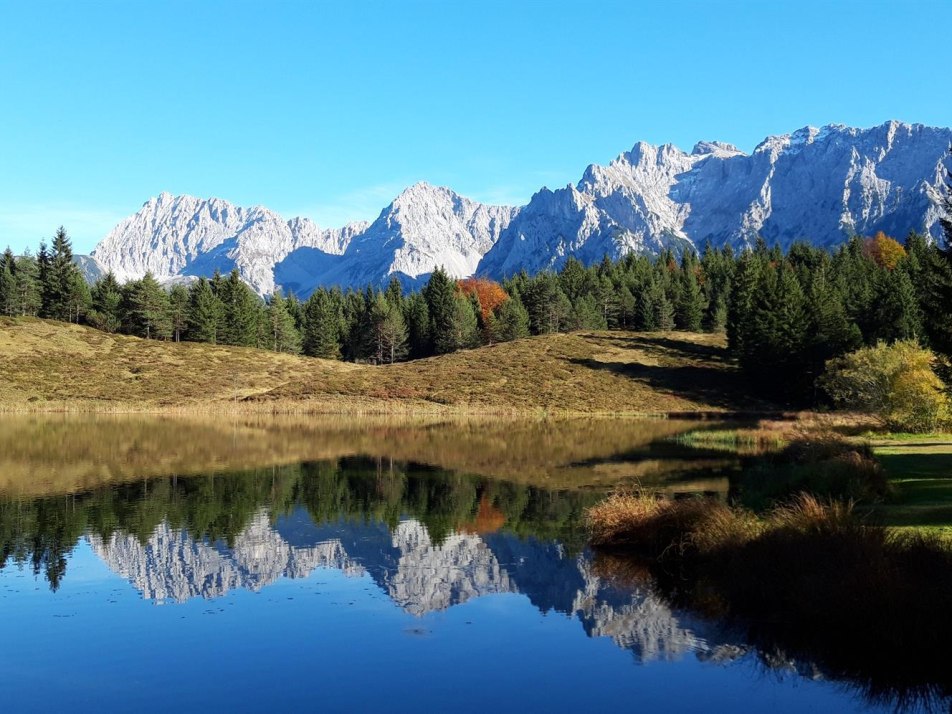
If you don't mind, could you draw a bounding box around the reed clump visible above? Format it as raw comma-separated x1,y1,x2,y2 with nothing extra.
586,490,952,700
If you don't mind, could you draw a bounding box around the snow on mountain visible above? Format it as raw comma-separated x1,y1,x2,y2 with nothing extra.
280,182,518,295
479,121,952,277
91,192,367,296
90,121,952,295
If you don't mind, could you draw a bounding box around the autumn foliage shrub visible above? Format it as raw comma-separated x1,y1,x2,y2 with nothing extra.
821,340,949,433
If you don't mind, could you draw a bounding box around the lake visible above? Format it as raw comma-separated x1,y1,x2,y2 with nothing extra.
0,415,943,713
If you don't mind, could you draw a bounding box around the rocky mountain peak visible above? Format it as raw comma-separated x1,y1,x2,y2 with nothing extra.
90,120,952,296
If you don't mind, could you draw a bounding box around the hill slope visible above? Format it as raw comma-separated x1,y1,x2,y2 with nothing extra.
0,318,770,414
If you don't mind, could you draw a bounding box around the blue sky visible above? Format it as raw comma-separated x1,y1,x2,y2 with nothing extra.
2,0,950,254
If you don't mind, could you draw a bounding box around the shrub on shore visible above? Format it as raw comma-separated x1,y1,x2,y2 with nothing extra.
821,340,949,433
586,491,952,702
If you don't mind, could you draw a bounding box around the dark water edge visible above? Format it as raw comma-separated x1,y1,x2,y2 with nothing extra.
0,417,948,713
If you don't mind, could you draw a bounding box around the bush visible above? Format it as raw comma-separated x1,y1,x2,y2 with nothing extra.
821,340,948,433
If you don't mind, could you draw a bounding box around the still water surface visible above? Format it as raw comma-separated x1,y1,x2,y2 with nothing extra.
0,416,941,713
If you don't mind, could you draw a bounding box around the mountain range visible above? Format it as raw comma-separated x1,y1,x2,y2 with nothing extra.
88,120,952,296
89,508,743,665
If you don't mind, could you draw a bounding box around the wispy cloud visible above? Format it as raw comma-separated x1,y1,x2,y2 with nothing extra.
0,203,125,254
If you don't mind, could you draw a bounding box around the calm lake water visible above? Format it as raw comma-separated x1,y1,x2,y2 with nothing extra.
0,416,943,713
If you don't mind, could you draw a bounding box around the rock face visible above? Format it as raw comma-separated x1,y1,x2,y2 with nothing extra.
276,182,518,295
91,192,367,296
90,121,952,295
88,508,739,664
479,121,952,276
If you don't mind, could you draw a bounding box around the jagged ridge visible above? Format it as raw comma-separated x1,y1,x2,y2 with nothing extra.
90,121,952,296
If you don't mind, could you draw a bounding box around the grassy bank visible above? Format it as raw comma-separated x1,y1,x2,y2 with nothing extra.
587,492,952,701
867,435,952,536
0,317,773,415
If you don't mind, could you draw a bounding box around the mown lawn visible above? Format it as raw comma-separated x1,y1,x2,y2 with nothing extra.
870,437,952,535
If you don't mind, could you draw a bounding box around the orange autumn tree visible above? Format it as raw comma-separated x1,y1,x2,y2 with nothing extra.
864,231,906,270
457,278,509,321
457,277,510,343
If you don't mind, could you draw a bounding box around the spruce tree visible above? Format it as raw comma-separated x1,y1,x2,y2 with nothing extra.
569,294,607,331
384,276,403,307
906,231,952,355
187,277,223,343
447,293,479,351
12,253,40,316
871,265,922,343
266,291,302,354
36,241,51,318
302,290,343,359
219,270,260,346
368,293,408,363
66,271,91,324
423,268,459,354
403,291,431,358
90,273,123,333
126,273,170,339
494,295,530,342
675,266,705,332
46,227,84,322
168,284,190,342
0,249,15,316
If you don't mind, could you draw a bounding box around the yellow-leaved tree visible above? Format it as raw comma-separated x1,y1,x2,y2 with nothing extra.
821,340,948,433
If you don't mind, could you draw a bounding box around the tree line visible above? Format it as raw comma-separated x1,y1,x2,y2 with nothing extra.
3,223,952,405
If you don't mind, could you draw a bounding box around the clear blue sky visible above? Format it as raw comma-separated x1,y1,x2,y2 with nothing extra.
2,0,950,254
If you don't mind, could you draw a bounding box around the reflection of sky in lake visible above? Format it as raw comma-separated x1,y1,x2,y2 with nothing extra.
0,508,897,713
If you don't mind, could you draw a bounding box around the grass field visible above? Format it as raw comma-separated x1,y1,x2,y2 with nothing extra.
869,436,952,535
0,317,773,415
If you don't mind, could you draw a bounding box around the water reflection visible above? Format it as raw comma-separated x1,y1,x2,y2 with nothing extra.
1,417,947,712
86,503,742,666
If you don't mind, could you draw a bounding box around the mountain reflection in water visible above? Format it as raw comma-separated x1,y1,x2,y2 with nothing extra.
0,417,945,713
86,506,739,666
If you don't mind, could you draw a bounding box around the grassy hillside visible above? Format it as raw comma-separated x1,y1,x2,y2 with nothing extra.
0,317,771,414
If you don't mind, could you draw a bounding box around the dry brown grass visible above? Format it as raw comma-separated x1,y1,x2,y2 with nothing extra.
586,490,761,553
0,413,717,497
0,317,773,415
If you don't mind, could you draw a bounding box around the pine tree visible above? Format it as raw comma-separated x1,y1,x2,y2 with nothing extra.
12,253,40,316
168,284,190,342
266,291,302,354
423,268,460,354
368,293,408,363
871,265,922,343
219,270,260,346
66,271,91,324
36,241,51,318
616,285,637,329
906,231,952,355
0,249,15,316
805,266,862,399
126,273,170,339
569,294,607,331
653,283,675,331
636,282,657,331
726,251,762,352
494,294,530,342
90,273,123,333
46,227,84,322
675,266,705,332
384,276,403,307
302,290,343,359
187,277,223,343
403,291,431,358
738,262,810,401
446,293,479,351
